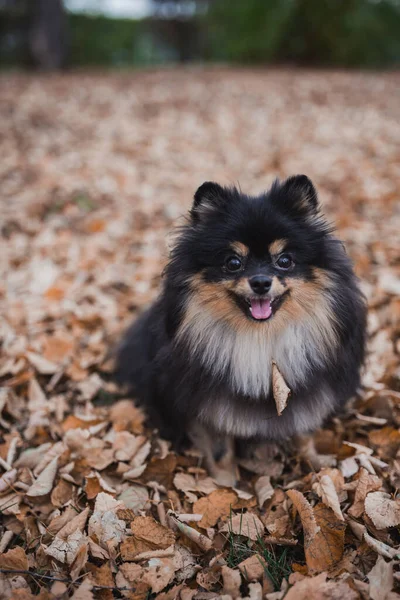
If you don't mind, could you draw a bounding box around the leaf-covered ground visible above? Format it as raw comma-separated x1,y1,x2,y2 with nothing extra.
0,69,400,599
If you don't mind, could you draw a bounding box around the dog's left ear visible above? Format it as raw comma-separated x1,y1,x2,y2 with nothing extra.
191,182,228,222
279,175,319,215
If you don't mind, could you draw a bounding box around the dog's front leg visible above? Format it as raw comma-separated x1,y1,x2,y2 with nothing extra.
188,421,237,487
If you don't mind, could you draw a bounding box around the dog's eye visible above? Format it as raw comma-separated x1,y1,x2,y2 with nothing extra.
225,256,242,272
276,253,293,270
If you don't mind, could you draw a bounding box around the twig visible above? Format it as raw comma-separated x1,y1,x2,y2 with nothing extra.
0,569,141,592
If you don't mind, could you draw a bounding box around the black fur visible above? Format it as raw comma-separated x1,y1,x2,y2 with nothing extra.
115,176,366,449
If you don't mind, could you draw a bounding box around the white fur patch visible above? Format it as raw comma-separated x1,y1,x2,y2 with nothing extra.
177,296,337,398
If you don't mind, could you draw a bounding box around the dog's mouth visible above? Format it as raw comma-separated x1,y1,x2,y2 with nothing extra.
235,292,288,321
247,297,273,320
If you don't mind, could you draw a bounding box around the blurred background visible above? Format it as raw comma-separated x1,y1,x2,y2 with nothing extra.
1,0,400,70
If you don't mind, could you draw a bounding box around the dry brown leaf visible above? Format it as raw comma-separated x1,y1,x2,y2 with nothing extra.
26,456,58,497
14,443,52,470
365,492,400,530
238,554,267,582
287,490,319,541
45,530,88,565
272,361,291,415
284,572,359,600
288,491,345,574
193,488,238,528
88,495,126,549
114,432,145,462
254,475,274,508
51,478,74,507
71,542,89,581
307,503,346,574
58,506,90,539
173,472,217,502
172,519,212,552
0,546,28,571
368,556,394,600
221,565,242,598
196,564,221,591
174,544,199,582
70,578,94,600
368,556,393,600
130,515,175,550
88,563,114,600
118,485,150,513
41,331,74,364
26,351,58,374
0,468,17,493
348,468,382,518
363,532,400,559
221,512,264,541
142,454,177,487
313,474,344,521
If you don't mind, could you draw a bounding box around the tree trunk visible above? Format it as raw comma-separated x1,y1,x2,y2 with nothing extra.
29,0,68,69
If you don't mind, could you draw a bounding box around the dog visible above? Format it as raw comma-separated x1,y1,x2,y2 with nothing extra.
116,175,366,484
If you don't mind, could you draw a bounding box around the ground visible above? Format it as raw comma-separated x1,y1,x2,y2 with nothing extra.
0,68,400,599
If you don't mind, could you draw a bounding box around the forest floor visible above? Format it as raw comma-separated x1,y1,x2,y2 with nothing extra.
0,68,400,599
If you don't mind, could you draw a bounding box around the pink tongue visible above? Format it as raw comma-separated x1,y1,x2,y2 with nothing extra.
250,298,272,320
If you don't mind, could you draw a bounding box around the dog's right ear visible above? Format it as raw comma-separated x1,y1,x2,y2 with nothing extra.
191,182,227,222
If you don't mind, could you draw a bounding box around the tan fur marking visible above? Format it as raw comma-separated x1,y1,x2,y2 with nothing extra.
268,239,287,256
186,275,244,330
230,242,249,257
271,276,286,297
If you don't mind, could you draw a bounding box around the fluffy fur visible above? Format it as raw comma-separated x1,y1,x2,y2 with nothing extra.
116,175,366,479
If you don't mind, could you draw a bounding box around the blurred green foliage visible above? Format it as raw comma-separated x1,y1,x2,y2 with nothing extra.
1,0,400,68
207,0,400,67
68,14,141,66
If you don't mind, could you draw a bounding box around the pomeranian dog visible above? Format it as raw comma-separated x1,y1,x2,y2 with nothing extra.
116,175,366,484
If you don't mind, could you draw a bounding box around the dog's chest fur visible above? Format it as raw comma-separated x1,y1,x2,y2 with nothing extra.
177,302,335,398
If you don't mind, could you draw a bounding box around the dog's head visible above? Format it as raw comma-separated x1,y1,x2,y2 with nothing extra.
169,176,344,336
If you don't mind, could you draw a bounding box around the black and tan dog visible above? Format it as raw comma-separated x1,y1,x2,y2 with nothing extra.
116,175,366,484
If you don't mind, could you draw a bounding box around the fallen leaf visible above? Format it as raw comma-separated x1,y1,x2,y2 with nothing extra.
272,361,291,416
71,542,89,581
118,485,150,513
130,515,175,549
255,475,274,508
0,546,28,571
26,351,58,374
221,565,242,598
45,530,88,565
287,490,319,540
284,572,359,600
221,512,264,541
114,432,146,462
193,489,238,528
26,456,58,497
365,492,400,529
142,454,177,487
363,532,400,559
88,494,126,549
58,507,90,539
288,491,345,574
173,472,217,502
368,556,394,600
348,468,382,518
313,474,344,521
238,554,267,581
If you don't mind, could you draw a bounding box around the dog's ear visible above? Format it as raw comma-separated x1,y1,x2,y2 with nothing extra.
278,175,319,216
191,182,228,222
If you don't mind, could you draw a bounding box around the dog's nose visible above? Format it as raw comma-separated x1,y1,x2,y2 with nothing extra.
249,275,272,295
